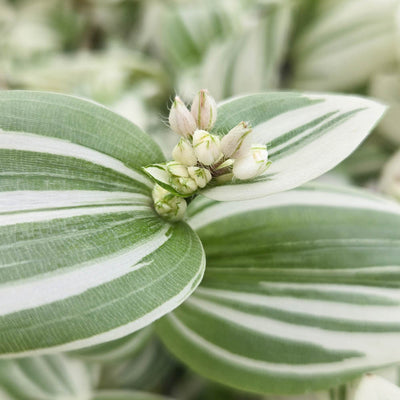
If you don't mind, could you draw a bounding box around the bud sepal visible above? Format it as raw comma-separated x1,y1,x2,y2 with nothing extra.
169,96,197,138
191,89,217,131
232,144,270,180
192,130,223,166
220,121,252,158
172,138,197,166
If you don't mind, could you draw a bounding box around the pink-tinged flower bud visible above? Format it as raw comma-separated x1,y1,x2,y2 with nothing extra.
188,166,212,188
220,121,252,158
232,144,270,180
169,96,197,138
192,130,222,166
191,89,217,131
172,138,197,166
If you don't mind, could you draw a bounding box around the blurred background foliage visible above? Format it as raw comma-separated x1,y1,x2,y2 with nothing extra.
1,0,400,398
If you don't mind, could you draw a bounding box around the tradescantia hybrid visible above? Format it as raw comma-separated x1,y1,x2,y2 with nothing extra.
1,89,400,395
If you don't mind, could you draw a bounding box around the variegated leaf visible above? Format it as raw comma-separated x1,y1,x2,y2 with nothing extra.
205,92,385,200
157,185,400,394
70,326,153,364
0,91,205,356
0,354,99,400
290,0,399,91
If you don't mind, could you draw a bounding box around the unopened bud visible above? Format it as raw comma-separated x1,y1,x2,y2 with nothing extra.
166,161,189,177
188,166,212,188
152,184,187,221
172,138,197,166
169,96,197,138
192,130,222,166
191,89,217,131
232,144,270,180
220,121,252,158
170,176,198,195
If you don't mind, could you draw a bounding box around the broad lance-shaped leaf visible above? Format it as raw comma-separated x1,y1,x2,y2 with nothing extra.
157,184,400,395
0,91,205,356
204,92,386,201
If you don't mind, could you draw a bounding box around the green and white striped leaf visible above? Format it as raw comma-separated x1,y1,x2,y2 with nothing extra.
99,339,176,391
138,0,241,70
0,354,99,400
157,185,400,395
178,1,292,101
70,326,153,364
204,92,385,201
0,91,205,356
290,0,399,91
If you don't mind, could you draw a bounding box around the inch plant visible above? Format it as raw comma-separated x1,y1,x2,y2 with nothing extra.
0,89,400,395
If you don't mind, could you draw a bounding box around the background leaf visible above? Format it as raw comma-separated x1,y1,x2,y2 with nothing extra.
204,92,385,200
157,185,400,394
69,326,153,364
0,91,205,357
0,354,99,399
290,0,399,91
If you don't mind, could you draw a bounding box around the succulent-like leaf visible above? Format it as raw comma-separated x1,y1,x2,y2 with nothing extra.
157,185,400,394
204,92,385,200
0,91,205,356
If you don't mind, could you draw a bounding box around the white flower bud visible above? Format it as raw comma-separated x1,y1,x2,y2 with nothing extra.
232,144,269,180
188,166,212,188
169,96,197,138
152,184,187,221
220,121,252,158
172,138,197,166
192,130,222,166
170,176,198,195
191,89,217,130
166,161,189,177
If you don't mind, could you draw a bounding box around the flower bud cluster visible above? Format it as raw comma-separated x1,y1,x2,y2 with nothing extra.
147,89,271,220
152,184,187,221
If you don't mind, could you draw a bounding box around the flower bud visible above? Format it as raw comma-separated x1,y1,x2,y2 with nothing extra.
172,138,197,166
220,121,252,158
170,176,198,195
152,184,170,203
152,185,187,221
169,96,197,138
232,144,270,180
192,130,222,166
188,166,212,188
166,161,189,177
191,89,217,130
